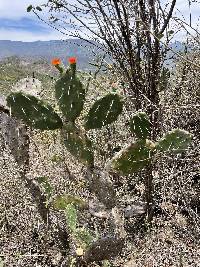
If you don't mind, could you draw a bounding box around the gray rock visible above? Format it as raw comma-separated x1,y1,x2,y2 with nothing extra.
0,101,28,167
0,95,7,108
89,200,111,219
124,201,146,218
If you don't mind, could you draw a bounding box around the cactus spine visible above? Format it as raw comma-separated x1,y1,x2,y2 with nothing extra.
55,65,85,122
129,111,151,139
155,129,192,153
85,93,123,129
6,92,63,130
106,112,192,175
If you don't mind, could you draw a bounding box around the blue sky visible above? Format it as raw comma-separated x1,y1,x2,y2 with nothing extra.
0,0,199,42
0,0,63,41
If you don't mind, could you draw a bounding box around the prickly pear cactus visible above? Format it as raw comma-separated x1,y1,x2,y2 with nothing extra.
56,198,94,249
155,129,192,153
87,167,116,209
53,194,87,210
85,93,123,129
55,70,85,122
61,123,94,166
129,112,151,139
84,237,124,263
6,92,63,130
106,140,155,175
65,203,77,232
75,228,94,248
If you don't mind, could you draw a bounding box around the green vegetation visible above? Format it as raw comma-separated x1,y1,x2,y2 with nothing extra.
0,57,53,97
55,69,86,122
7,92,63,130
4,58,193,265
1,0,200,264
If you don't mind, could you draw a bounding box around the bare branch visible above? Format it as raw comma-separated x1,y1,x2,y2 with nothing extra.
159,0,176,34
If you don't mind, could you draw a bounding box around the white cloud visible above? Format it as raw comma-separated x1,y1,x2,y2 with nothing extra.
0,27,63,42
172,0,200,41
0,0,45,19
0,0,64,41
175,0,200,23
0,0,199,41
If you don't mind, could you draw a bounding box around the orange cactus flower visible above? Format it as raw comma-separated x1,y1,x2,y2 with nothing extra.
68,57,77,64
51,58,61,65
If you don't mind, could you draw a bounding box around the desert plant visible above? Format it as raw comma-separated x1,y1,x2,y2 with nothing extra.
106,111,192,220
6,58,192,264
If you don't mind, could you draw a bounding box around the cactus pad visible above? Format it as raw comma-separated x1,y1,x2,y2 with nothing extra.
6,92,63,130
55,70,85,121
155,129,192,153
85,93,123,129
75,228,94,248
129,112,151,139
87,167,116,209
61,123,94,166
84,237,124,263
65,204,77,232
106,140,154,175
53,194,87,210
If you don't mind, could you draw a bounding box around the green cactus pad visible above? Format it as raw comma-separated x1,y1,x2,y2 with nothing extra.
75,228,94,248
129,112,151,139
65,204,77,232
106,140,154,175
61,123,94,166
6,92,63,130
155,129,192,153
85,94,123,129
55,70,85,121
53,194,87,210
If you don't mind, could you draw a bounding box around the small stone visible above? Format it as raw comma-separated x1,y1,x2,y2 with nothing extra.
76,247,84,256
124,202,146,218
89,200,111,219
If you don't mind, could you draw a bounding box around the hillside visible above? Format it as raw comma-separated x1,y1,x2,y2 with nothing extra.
0,57,55,97
0,40,185,71
0,39,103,71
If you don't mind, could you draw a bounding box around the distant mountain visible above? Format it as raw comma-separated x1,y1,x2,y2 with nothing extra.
0,39,103,70
0,39,186,70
